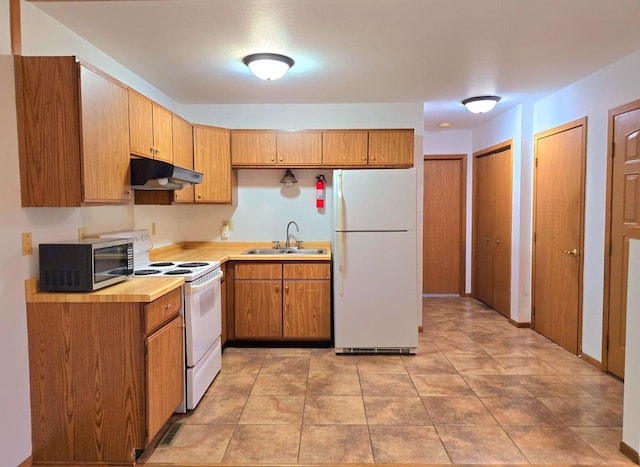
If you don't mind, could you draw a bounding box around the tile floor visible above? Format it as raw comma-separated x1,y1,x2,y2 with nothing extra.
144,297,632,466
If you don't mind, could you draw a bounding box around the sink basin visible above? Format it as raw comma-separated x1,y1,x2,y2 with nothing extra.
241,248,327,255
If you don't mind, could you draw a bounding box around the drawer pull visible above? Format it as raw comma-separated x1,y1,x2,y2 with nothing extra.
164,304,172,310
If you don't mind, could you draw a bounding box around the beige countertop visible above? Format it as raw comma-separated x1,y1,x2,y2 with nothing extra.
149,241,332,263
25,277,185,303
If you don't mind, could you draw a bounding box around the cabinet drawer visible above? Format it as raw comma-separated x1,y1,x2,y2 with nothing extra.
145,287,182,334
283,263,331,280
235,263,282,280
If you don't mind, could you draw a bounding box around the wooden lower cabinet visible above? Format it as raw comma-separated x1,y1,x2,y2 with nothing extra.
26,288,184,465
233,262,331,340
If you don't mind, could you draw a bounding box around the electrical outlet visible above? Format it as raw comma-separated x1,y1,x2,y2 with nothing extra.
222,220,233,231
78,227,87,241
22,232,32,255
151,222,157,235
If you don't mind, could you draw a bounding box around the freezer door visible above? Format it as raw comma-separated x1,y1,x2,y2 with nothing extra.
334,169,417,231
333,231,418,350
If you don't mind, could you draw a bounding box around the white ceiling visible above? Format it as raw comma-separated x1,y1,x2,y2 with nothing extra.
32,0,640,130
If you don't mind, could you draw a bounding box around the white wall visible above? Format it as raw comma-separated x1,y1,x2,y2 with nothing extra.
533,49,640,360
423,130,473,293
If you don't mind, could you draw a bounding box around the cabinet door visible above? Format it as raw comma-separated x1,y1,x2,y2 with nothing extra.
231,130,277,166
368,129,414,167
128,90,154,158
152,104,174,163
172,115,195,203
235,280,282,338
146,316,184,443
277,131,322,166
80,65,131,203
194,126,233,203
322,130,368,166
283,280,331,339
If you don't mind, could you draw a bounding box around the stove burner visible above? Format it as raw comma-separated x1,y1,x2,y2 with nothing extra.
178,262,209,268
135,269,162,275
149,262,175,267
164,269,192,275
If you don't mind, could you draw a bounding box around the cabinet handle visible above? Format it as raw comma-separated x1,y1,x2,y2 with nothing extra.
495,239,501,244
285,285,289,293
279,157,283,162
150,147,155,154
274,285,279,293
197,194,202,199
370,156,375,161
164,304,172,310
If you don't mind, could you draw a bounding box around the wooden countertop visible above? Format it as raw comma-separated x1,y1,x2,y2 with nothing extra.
149,241,332,263
25,277,184,303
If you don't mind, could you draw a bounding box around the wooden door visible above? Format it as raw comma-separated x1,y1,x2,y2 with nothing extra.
172,115,195,203
423,156,466,294
146,316,183,443
80,65,130,203
194,126,233,203
322,130,368,166
152,104,173,163
492,148,512,317
533,120,586,354
234,280,282,338
128,90,154,158
230,130,276,166
368,129,414,167
283,280,331,339
473,154,495,306
606,104,640,378
277,131,322,166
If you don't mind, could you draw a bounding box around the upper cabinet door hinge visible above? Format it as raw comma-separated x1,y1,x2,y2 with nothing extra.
611,142,615,158
535,157,538,168
533,232,536,242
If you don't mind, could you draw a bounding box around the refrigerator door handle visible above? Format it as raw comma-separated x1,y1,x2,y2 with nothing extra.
336,169,344,231
338,231,345,295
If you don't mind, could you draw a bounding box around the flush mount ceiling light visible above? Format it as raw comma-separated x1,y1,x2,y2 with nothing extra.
280,169,298,187
461,95,501,114
243,53,295,80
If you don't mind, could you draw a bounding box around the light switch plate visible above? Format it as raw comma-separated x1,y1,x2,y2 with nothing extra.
22,232,32,255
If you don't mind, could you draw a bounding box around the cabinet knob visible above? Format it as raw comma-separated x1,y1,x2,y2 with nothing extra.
197,194,202,199
285,285,289,293
274,285,279,293
279,157,283,162
270,157,275,162
370,156,375,161
164,304,172,310
362,156,367,161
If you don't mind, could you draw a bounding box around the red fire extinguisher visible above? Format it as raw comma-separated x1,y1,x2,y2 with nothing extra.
315,175,326,208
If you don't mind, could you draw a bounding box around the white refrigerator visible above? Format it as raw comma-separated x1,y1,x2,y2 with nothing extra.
333,168,418,353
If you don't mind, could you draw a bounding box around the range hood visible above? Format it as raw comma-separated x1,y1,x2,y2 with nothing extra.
130,158,203,190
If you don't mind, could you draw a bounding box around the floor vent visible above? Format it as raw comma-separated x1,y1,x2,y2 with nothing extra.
159,423,182,446
336,347,416,355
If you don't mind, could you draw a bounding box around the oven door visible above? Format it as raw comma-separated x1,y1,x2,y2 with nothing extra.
184,268,223,367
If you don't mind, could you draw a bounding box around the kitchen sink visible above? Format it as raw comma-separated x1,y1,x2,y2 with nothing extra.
241,248,327,255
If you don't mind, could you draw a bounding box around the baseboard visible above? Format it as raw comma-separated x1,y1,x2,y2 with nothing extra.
418,325,424,333
463,293,471,297
580,351,603,370
508,319,530,328
18,455,32,467
620,440,640,464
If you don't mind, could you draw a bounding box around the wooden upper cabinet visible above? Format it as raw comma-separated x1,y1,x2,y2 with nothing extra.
194,125,235,203
231,130,276,166
322,130,368,166
14,56,130,206
368,129,414,167
276,131,322,166
128,90,154,158
80,65,131,203
128,90,173,163
172,115,195,203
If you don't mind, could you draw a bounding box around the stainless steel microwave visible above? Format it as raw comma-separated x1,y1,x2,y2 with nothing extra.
39,238,134,292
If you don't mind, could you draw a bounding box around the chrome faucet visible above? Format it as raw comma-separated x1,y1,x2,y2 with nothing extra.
286,221,299,248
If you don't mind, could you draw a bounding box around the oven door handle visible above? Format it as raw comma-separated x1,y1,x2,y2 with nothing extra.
189,268,224,290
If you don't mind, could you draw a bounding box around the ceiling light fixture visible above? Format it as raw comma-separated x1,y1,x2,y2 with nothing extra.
280,169,298,187
461,95,501,114
243,53,294,80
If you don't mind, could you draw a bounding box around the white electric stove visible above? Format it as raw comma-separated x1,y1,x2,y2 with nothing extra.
100,229,222,413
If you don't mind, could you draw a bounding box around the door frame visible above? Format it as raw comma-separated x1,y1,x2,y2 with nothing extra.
531,117,587,354
423,154,467,295
471,140,512,300
602,100,640,372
